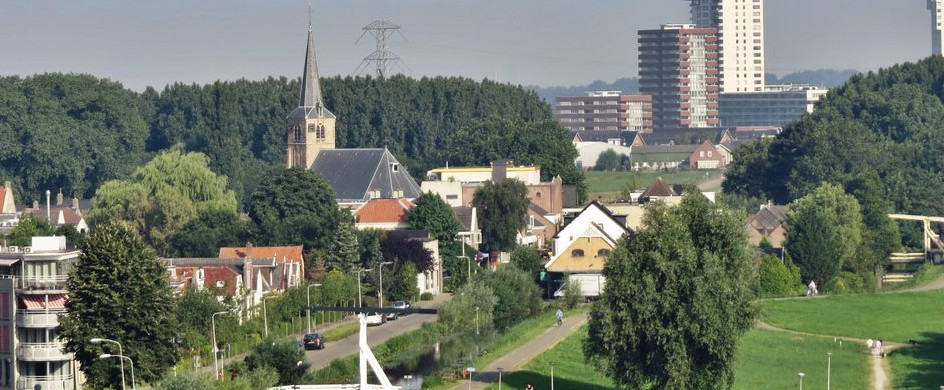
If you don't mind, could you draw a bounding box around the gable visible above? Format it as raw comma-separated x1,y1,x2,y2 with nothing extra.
311,148,422,202
546,202,627,270
546,236,614,273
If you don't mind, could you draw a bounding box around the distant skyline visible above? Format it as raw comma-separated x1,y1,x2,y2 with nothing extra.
0,1,933,91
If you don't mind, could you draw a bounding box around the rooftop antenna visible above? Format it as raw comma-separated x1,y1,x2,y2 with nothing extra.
353,19,405,78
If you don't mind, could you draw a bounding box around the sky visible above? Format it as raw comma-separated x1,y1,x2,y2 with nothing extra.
0,1,932,91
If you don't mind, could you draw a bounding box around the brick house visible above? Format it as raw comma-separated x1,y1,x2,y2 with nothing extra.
687,140,725,169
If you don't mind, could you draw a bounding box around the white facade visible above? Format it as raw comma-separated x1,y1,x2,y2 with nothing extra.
419,181,463,207
574,142,634,170
690,0,766,93
931,0,944,55
425,166,541,185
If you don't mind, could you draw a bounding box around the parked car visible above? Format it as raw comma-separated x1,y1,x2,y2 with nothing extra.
303,333,324,350
387,300,411,320
365,312,386,326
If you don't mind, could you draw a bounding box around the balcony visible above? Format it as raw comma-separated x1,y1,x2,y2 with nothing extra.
16,309,65,328
17,375,74,390
17,342,73,361
18,276,68,291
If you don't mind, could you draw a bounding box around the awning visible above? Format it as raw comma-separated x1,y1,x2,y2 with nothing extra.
0,259,19,267
20,294,68,310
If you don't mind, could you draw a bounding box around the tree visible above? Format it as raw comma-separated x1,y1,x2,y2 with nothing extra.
87,149,238,255
585,193,756,390
757,256,803,297
244,339,309,385
357,228,384,270
175,285,227,349
169,208,248,257
60,221,178,388
473,179,530,253
247,168,340,252
407,192,460,243
785,183,865,289
477,267,542,330
381,233,434,273
5,213,53,246
326,210,360,273
846,170,901,275
510,246,542,280
389,261,420,302
594,149,624,171
438,280,497,335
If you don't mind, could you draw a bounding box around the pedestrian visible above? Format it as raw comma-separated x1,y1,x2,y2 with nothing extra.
807,280,817,296
877,339,884,357
525,384,535,390
555,308,564,327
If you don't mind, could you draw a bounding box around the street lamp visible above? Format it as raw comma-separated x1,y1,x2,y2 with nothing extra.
211,311,228,380
99,353,136,390
263,295,278,337
549,362,555,390
826,352,832,390
378,262,393,308
90,338,125,390
355,268,372,307
475,307,479,336
306,283,322,334
497,367,503,390
798,372,804,390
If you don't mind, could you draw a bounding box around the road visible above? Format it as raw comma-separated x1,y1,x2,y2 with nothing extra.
305,311,439,370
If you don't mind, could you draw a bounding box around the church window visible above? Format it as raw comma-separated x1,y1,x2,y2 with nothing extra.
308,124,316,133
317,124,326,139
293,126,303,142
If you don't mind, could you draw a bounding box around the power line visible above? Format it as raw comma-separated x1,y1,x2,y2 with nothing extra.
354,19,404,78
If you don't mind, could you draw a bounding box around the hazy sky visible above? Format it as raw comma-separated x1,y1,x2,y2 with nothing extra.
0,1,932,91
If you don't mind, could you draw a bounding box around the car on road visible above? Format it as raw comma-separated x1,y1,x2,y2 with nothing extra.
365,312,386,326
386,300,412,320
303,333,324,350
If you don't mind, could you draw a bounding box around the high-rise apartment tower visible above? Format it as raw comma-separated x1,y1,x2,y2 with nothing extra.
930,0,944,55
686,0,765,92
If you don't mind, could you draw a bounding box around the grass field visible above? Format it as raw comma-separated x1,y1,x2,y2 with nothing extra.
322,322,359,342
733,329,868,390
585,170,723,199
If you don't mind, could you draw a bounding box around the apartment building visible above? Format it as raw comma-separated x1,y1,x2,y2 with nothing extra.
931,0,944,55
0,237,82,390
719,84,828,127
687,0,766,92
554,91,653,133
638,24,720,129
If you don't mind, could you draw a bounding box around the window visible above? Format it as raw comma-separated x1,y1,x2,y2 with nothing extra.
446,194,458,200
293,126,303,142
700,151,705,157
571,249,585,257
535,192,542,199
707,150,713,157
391,163,400,172
215,280,225,288
597,249,611,257
316,124,326,140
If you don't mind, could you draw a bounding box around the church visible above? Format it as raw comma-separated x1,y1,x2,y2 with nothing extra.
285,23,422,207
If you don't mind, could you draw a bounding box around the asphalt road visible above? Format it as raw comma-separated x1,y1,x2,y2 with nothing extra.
304,312,438,369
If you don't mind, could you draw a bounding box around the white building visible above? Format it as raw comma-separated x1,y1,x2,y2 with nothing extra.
719,84,828,127
930,0,944,55
574,142,634,171
688,0,766,93
424,165,541,186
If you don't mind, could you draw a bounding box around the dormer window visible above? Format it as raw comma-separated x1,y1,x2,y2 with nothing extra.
597,249,611,257
391,163,400,172
215,280,225,288
572,249,585,257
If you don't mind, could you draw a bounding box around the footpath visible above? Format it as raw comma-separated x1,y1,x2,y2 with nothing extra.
450,313,589,390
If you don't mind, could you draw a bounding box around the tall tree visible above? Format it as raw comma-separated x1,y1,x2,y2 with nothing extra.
472,179,530,253
326,210,360,273
4,213,53,246
510,246,543,280
477,267,542,330
60,221,178,388
407,192,460,243
585,193,756,390
247,168,340,251
168,208,248,257
87,149,238,255
845,170,901,275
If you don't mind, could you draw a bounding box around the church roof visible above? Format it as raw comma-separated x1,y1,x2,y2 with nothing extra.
311,148,423,203
287,25,335,121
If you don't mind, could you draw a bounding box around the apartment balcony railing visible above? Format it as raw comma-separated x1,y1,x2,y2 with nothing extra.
17,341,73,361
17,375,74,390
18,275,68,291
16,309,65,328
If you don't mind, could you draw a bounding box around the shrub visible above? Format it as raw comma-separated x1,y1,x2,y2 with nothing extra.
757,255,803,297
477,267,542,330
832,271,866,294
244,338,309,385
420,292,434,301
561,278,583,309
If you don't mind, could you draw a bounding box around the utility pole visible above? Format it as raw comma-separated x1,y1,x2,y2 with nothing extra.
354,19,405,77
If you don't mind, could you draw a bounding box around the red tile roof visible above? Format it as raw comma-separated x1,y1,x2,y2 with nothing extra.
218,246,304,264
353,198,415,223
29,207,84,226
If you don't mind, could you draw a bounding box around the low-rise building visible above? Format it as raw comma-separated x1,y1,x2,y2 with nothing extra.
746,203,790,248
352,198,415,231
719,84,828,127
544,202,629,297
574,142,634,171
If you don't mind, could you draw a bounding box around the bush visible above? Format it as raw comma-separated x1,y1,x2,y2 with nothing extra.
244,338,309,385
757,255,803,297
477,267,543,330
832,271,866,294
510,246,543,280
419,292,434,301
561,278,583,309
438,281,497,335
157,374,215,390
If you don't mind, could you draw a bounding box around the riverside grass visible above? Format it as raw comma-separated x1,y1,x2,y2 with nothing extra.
585,170,722,194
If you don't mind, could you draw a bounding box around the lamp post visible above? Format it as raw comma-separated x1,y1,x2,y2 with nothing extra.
826,352,832,390
99,353,136,390
497,367,503,390
263,296,278,337
211,311,228,380
306,283,322,334
90,338,125,390
549,362,555,390
798,372,804,390
378,262,393,308
356,268,372,307
475,306,479,336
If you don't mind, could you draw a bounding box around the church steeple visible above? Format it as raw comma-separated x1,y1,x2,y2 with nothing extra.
286,16,337,169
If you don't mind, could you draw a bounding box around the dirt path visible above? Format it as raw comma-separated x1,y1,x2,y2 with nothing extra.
449,312,589,390
697,175,725,191
902,273,944,292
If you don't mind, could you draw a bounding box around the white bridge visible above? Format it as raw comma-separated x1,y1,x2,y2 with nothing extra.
884,214,944,283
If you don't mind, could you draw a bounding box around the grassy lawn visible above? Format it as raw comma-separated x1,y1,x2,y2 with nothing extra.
733,329,868,390
880,263,944,291
762,289,944,343
585,170,722,198
888,337,944,390
322,322,359,342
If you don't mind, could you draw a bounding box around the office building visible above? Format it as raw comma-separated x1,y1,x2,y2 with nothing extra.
719,84,828,127
687,0,766,92
555,91,653,133
931,0,944,55
638,24,720,129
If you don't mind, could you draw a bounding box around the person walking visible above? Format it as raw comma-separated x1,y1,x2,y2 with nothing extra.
807,280,817,296
525,384,535,390
555,309,564,327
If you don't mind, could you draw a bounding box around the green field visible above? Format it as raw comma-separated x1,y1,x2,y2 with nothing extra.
733,329,868,390
584,170,723,197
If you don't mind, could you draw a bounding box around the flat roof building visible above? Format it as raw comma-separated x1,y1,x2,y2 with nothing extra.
719,84,828,127
638,24,720,130
555,91,653,133
930,0,944,55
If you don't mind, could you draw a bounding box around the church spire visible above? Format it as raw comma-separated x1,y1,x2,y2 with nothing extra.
292,9,333,120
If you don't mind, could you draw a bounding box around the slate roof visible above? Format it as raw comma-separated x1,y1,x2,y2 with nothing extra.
287,25,335,121
452,206,476,232
633,144,700,154
354,198,414,223
749,205,790,231
311,148,423,203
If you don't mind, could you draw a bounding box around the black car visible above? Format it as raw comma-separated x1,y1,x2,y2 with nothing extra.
303,333,324,350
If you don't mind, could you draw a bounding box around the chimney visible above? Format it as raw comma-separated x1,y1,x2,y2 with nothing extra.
3,181,9,191
491,160,509,184
45,190,50,222
56,189,63,206
242,242,253,293
32,200,38,210
71,197,80,211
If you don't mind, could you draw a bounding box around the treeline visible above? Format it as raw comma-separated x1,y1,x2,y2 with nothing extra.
0,73,583,206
